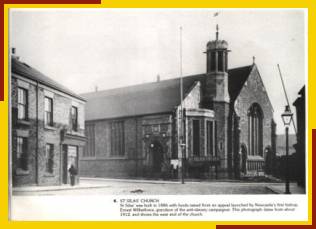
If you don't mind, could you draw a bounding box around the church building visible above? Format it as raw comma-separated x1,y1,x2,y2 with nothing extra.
80,26,276,179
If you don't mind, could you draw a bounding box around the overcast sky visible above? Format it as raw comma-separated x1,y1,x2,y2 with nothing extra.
10,9,306,134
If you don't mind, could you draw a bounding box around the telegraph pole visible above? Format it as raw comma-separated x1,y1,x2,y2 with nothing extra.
277,64,297,134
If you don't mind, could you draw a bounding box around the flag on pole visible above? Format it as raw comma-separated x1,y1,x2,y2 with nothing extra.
214,12,219,17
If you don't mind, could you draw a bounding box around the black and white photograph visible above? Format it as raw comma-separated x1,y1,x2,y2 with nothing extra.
9,8,307,221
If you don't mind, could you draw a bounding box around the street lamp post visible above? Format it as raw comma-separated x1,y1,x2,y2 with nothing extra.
281,105,293,194
180,141,186,184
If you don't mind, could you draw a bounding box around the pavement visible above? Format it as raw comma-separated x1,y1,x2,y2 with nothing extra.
12,177,306,195
12,177,186,193
266,183,306,194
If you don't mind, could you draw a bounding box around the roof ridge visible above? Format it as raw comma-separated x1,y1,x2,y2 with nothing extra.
83,64,253,120
82,65,253,96
12,57,85,101
80,73,205,96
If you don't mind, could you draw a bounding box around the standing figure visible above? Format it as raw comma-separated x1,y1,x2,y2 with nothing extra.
68,164,77,186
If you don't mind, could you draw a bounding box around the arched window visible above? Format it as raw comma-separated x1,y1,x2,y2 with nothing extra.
248,104,263,156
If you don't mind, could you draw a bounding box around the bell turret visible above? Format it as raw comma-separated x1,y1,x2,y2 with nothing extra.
203,25,231,178
206,24,229,73
205,25,230,104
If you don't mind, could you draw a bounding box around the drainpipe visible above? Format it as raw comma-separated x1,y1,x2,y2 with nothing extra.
35,81,39,185
59,142,62,185
59,129,64,185
135,118,138,177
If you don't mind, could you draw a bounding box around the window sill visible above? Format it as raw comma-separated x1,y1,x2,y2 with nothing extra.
17,120,31,126
81,156,97,160
44,125,57,131
81,156,127,160
108,155,126,159
68,130,84,136
15,168,30,176
102,156,127,160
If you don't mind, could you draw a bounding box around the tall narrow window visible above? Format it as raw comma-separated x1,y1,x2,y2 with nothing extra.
210,52,216,71
17,137,28,170
84,124,95,157
44,97,53,126
214,121,217,156
71,106,78,131
110,121,125,156
17,88,27,120
248,104,263,156
45,144,54,173
193,120,200,156
207,121,214,156
218,51,223,71
207,52,211,72
225,52,228,72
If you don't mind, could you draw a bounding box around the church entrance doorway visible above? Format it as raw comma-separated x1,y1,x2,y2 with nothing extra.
149,141,164,177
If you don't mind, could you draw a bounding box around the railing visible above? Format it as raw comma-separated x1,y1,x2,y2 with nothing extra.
247,159,264,172
188,155,220,164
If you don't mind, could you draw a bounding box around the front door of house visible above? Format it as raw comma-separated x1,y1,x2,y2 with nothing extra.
62,145,78,184
62,145,68,184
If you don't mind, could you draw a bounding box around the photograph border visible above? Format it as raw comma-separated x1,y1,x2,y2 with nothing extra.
1,0,314,228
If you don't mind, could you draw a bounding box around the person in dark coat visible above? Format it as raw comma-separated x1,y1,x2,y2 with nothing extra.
68,164,77,186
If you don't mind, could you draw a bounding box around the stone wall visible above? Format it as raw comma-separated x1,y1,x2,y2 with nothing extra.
80,114,173,178
234,65,274,172
212,102,230,177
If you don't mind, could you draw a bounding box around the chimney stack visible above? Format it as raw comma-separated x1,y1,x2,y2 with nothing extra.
11,47,20,60
156,74,160,82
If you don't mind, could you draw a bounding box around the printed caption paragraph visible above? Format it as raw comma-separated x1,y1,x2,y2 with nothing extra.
118,198,299,217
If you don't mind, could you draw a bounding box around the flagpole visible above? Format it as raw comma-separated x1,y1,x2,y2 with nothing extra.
179,26,185,184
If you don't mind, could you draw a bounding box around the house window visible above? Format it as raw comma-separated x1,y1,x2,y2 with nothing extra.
248,104,263,156
84,124,95,157
71,106,78,131
17,137,28,170
192,120,200,156
110,121,125,156
45,144,54,173
17,87,27,120
207,121,215,156
44,97,53,126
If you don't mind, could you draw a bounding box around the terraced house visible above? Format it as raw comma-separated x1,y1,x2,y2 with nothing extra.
11,54,86,186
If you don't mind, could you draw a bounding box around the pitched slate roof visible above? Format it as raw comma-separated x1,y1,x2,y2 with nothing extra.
228,65,253,101
11,57,85,101
82,65,254,121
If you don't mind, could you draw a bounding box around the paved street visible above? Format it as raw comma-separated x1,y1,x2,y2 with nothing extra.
11,178,306,220
12,177,288,195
